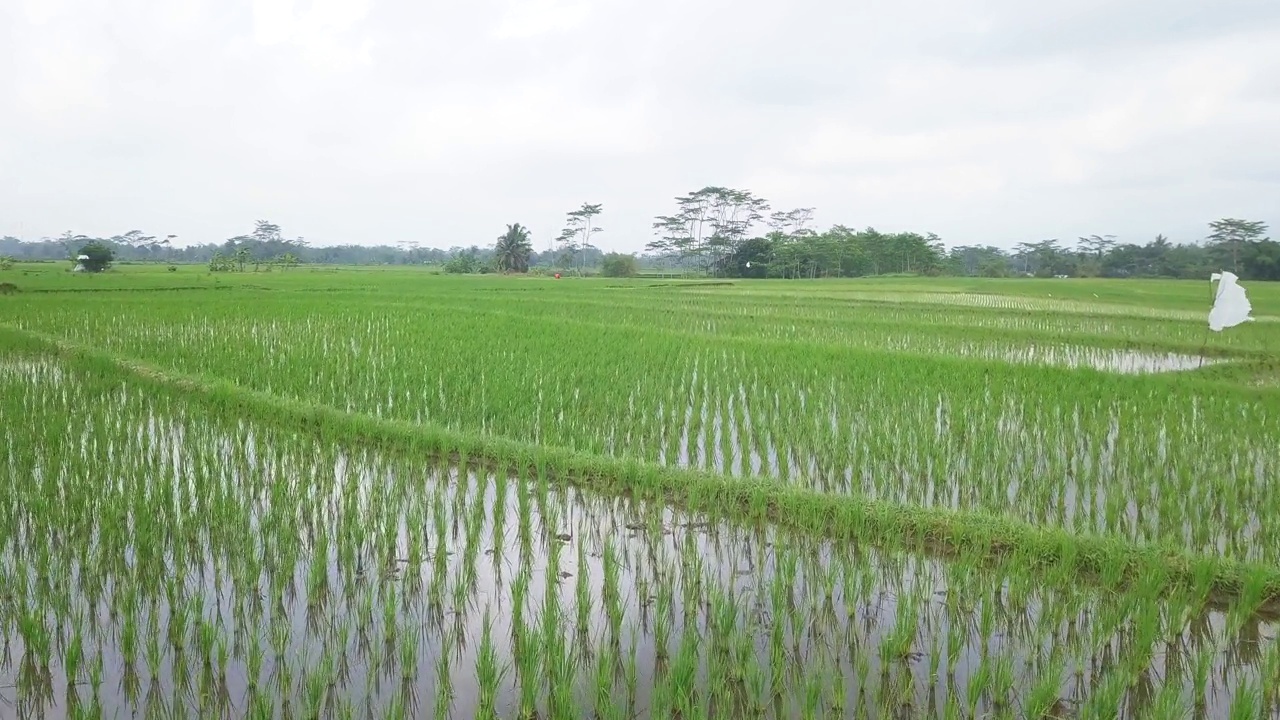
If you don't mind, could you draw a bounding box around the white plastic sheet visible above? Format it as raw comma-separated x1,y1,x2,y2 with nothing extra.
1208,271,1254,332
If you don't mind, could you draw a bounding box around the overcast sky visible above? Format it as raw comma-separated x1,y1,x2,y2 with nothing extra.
2,0,1278,252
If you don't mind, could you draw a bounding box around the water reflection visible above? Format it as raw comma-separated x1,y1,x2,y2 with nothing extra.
980,345,1219,374
0,360,1275,718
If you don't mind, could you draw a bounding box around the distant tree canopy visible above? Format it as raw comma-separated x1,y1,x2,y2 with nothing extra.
601,252,638,277
2,210,1273,281
710,226,946,279
940,221,1274,281
76,241,114,272
443,247,490,274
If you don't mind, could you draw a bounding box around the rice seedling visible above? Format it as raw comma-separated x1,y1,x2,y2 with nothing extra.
6,278,1278,555
3,275,1280,717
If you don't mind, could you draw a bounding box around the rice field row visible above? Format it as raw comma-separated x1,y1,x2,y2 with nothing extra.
1,355,1277,719
3,280,1278,566
2,270,1279,718
6,283,1276,365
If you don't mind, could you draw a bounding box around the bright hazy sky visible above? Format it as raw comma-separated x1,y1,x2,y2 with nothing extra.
2,0,1278,252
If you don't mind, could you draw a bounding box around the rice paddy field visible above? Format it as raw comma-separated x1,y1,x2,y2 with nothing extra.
2,263,1280,719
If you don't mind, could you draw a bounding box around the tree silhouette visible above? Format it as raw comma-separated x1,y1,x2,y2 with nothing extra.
1208,218,1269,274
557,203,603,271
493,223,533,273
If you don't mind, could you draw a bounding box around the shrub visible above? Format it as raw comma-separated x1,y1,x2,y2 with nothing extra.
76,242,114,273
601,253,638,278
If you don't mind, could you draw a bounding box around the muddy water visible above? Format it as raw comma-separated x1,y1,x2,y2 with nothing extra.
0,360,1276,719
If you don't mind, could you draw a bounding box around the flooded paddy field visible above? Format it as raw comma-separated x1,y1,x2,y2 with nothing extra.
2,359,1278,719
2,273,1280,717
5,280,1279,566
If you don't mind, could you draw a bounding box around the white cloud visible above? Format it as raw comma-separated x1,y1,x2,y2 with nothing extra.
492,0,591,39
396,84,660,162
0,0,1277,250
251,0,298,45
19,0,76,25
249,0,374,68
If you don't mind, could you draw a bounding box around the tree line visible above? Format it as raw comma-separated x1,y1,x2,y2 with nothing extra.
448,219,635,277
2,192,1273,280
0,221,605,272
945,219,1275,280
641,187,1274,280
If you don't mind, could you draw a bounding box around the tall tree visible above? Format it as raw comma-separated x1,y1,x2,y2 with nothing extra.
704,188,769,275
557,203,603,271
1207,218,1269,274
643,234,680,276
653,187,768,275
58,231,93,260
493,223,533,273
767,208,816,276
112,230,156,251
1077,234,1117,259
649,214,698,266
1011,239,1067,276
947,245,1007,276
652,188,718,269
253,221,283,244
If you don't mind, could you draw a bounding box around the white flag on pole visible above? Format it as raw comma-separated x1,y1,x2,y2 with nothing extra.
1208,271,1254,332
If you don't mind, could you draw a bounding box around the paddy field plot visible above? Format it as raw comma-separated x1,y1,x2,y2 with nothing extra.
1,267,1279,718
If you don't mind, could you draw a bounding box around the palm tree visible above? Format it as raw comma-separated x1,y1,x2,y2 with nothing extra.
493,223,533,273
